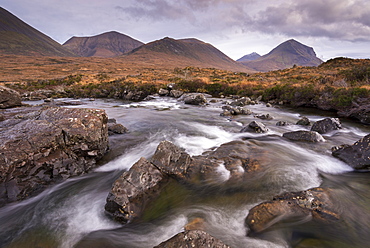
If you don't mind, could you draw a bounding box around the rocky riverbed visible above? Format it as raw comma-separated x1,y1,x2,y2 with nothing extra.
1,86,370,247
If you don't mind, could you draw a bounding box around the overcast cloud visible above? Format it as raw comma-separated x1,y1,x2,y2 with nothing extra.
1,0,370,60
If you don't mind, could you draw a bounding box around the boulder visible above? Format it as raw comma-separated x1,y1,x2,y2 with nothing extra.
220,106,252,116
158,88,170,96
170,90,184,98
179,93,207,105
276,121,291,126
107,119,128,135
332,134,370,169
339,104,370,124
104,157,168,224
0,86,22,109
108,123,128,135
240,121,268,133
0,106,108,205
245,187,339,234
255,113,273,120
283,131,325,142
154,230,231,248
151,141,192,179
296,117,311,126
311,118,341,134
230,97,252,106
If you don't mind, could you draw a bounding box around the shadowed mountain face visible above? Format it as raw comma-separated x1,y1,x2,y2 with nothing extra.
237,52,261,62
0,7,75,57
241,39,323,72
63,31,144,57
124,37,255,72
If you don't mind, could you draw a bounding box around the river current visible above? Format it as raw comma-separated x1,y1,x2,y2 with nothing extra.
0,96,369,248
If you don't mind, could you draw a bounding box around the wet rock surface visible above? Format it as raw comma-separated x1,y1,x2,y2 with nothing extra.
0,86,22,109
283,130,325,142
179,93,208,105
154,230,231,248
104,157,168,223
107,118,128,135
0,106,108,205
310,117,341,134
240,121,268,133
332,134,370,170
245,187,339,234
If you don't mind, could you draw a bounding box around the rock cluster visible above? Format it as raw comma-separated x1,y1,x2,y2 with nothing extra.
105,140,264,224
0,106,109,205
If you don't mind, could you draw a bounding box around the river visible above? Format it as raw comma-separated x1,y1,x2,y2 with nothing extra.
0,96,369,248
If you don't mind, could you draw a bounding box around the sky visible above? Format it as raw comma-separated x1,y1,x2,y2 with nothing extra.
1,0,370,61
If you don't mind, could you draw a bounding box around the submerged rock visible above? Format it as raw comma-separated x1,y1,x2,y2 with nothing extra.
0,86,22,109
0,106,108,205
245,187,339,234
154,230,231,248
332,134,370,169
296,117,311,126
311,118,341,134
283,130,325,142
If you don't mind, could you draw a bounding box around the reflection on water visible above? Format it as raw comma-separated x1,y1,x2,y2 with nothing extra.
1,97,369,248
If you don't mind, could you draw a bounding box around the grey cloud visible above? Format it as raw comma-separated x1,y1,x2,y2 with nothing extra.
248,0,370,41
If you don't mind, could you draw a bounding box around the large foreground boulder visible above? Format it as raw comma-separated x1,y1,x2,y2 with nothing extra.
332,134,370,169
154,230,231,248
245,187,339,234
0,86,22,109
0,106,108,205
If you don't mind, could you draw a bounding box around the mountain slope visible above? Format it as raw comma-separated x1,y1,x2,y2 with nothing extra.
0,7,75,56
237,52,261,62
241,39,323,72
124,37,255,72
63,31,144,57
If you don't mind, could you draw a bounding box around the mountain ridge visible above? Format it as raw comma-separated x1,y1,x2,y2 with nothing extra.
63,31,144,57
0,7,75,57
241,39,323,72
124,37,255,72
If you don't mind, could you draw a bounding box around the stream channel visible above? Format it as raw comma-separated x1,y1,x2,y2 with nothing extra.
0,96,369,248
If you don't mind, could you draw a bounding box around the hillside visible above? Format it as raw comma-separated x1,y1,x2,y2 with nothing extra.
123,37,255,72
241,39,323,72
0,7,75,56
63,31,144,57
237,52,261,62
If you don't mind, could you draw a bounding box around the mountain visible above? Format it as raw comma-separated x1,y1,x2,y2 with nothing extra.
237,52,261,62
124,37,255,72
63,31,144,57
241,39,323,72
0,7,75,56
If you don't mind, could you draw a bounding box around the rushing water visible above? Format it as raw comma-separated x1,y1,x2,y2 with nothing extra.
1,97,369,248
